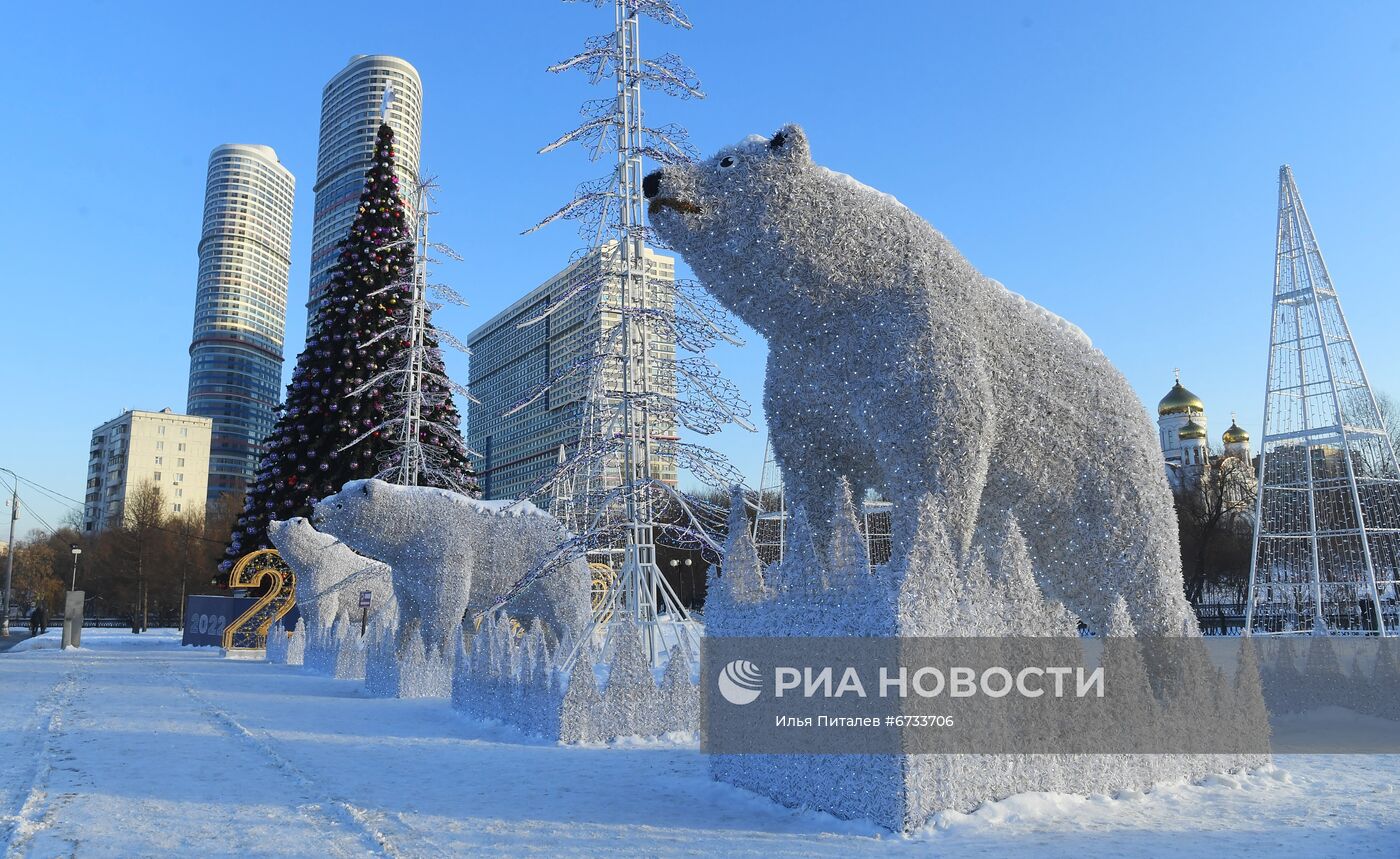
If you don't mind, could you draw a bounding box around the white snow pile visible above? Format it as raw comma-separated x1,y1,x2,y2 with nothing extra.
8,641,1393,857
6,628,184,653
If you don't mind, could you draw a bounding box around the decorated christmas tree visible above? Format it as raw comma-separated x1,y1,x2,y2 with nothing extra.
220,123,476,574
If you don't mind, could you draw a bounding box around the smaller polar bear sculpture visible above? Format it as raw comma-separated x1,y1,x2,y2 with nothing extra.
311,479,591,657
267,517,398,632
646,125,1194,637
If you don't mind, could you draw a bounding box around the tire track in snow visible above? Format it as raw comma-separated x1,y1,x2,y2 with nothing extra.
158,661,451,859
1,664,83,858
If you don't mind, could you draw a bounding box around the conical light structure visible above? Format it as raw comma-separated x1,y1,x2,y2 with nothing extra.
1246,166,1400,635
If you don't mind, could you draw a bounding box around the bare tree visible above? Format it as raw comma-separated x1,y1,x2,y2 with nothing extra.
1174,451,1256,606
120,481,166,631
168,510,205,630
0,488,241,630
11,538,62,614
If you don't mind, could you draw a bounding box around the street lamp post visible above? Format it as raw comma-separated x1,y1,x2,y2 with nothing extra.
667,557,694,612
1,467,19,637
63,543,85,651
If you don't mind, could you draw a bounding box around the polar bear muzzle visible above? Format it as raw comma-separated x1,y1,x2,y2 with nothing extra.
648,197,702,216
643,169,702,216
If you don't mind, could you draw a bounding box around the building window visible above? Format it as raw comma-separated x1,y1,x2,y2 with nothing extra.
175,488,183,498
154,471,162,481
180,427,188,437
158,426,166,435
176,474,184,483
177,458,185,467
156,441,164,451
178,443,186,452
155,456,163,465
173,503,182,513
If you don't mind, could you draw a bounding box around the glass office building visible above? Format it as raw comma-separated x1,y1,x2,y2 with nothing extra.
186,144,295,502
468,244,678,503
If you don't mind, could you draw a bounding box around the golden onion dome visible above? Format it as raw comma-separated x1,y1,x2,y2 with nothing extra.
1222,420,1250,444
1178,419,1207,441
1159,381,1205,416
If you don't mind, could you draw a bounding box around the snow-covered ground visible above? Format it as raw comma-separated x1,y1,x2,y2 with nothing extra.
0,630,1395,858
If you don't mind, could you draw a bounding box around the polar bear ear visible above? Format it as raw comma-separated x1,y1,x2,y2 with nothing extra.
768,124,810,163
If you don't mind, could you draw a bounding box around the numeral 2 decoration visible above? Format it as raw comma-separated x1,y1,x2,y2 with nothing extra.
589,562,617,623
222,549,297,650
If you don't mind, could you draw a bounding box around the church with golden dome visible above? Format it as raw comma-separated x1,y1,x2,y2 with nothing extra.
1157,372,1252,489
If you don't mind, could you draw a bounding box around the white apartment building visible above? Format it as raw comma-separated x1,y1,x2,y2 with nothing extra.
84,409,213,532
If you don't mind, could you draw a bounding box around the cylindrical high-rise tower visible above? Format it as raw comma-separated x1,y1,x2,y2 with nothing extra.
306,54,423,323
187,144,296,502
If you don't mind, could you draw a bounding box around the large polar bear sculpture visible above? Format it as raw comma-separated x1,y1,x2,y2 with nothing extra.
646,125,1192,636
267,517,397,632
311,479,591,656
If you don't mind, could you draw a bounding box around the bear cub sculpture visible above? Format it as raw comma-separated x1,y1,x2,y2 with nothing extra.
312,479,591,656
647,125,1193,636
267,517,397,633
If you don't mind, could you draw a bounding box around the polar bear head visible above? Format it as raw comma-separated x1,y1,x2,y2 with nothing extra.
646,124,916,337
267,516,337,560
645,125,812,329
267,516,346,623
311,478,454,567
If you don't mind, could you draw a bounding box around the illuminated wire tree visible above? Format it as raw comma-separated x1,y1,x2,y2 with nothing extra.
1245,165,1400,636
344,176,479,495
481,0,753,669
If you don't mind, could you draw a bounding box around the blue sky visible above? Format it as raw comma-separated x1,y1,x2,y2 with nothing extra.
5,1,1400,535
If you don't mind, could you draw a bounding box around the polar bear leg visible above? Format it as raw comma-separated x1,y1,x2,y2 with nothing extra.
886,448,989,564
439,572,474,655
1115,525,1195,637
396,613,422,658
992,474,1192,638
769,409,881,556
422,600,456,656
883,382,994,563
782,448,880,556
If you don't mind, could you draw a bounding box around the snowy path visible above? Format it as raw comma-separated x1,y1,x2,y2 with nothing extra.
1,632,1396,858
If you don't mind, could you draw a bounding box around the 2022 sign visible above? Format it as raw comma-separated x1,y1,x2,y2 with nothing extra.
181,595,257,647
